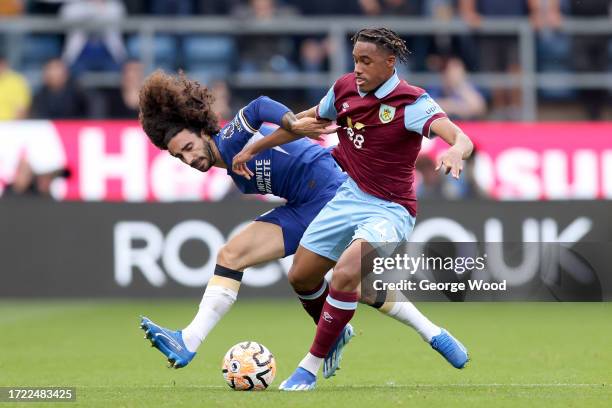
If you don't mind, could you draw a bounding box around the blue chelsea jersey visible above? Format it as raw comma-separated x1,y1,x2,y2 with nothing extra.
213,96,345,204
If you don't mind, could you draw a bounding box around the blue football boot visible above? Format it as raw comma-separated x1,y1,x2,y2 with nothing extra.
323,323,355,378
430,328,469,369
140,316,195,369
279,367,317,391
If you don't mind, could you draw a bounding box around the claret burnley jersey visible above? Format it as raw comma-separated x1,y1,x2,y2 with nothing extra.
316,70,447,216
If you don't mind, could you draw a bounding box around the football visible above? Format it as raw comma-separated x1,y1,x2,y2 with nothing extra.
221,341,276,390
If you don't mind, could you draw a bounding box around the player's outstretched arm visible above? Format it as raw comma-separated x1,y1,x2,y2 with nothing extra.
296,106,318,119
232,114,336,179
431,118,474,179
232,126,303,179
249,97,331,139
283,111,335,139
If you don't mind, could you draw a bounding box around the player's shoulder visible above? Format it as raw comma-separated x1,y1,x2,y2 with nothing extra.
394,80,428,105
337,72,356,83
221,108,254,140
235,98,266,134
333,73,357,92
240,95,270,113
248,95,271,104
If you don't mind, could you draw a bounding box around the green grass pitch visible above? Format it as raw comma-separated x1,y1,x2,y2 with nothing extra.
1,300,610,407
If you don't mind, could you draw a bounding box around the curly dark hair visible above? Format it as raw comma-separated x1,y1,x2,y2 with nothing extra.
138,70,220,150
351,27,410,65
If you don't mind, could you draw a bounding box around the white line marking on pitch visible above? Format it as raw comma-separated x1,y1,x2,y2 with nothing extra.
78,383,607,390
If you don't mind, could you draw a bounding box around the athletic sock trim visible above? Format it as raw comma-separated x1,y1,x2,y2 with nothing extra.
214,264,243,282
325,295,358,310
297,280,328,300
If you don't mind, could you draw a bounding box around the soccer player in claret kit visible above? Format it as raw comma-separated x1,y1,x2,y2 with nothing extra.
233,27,474,390
136,71,459,372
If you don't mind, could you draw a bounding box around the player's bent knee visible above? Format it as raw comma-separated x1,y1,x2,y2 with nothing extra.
331,260,361,292
217,244,246,272
287,266,309,290
287,265,319,292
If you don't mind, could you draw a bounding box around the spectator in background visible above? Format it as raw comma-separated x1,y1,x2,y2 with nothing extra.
568,0,611,120
358,0,423,15
416,152,486,200
423,0,481,72
0,53,31,120
299,38,329,105
287,0,362,14
443,148,487,199
532,1,570,103
416,155,446,200
30,59,89,119
424,0,455,53
3,156,67,198
459,0,540,119
234,0,298,18
357,0,427,71
232,0,299,73
104,60,143,119
60,0,127,74
531,0,563,30
429,57,486,120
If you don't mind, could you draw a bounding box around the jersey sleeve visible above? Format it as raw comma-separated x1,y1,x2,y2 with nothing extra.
316,84,337,121
404,93,447,138
257,123,278,136
238,96,291,133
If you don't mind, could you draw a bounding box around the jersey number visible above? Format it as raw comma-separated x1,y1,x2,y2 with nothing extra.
346,128,364,149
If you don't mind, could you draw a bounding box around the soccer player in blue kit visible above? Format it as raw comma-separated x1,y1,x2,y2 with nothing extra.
136,70,342,368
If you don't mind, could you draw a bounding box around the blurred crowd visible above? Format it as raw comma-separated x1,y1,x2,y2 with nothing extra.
1,0,611,199
0,0,611,122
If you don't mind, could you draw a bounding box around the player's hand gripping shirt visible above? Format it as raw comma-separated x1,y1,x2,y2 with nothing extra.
316,71,447,216
214,96,345,204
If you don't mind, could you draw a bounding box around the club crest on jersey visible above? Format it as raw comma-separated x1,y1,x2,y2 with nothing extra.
222,122,235,139
379,104,395,124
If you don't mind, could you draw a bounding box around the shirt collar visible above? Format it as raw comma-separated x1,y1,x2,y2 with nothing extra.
357,69,400,99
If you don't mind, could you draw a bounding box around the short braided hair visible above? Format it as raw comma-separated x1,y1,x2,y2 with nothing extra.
351,27,410,65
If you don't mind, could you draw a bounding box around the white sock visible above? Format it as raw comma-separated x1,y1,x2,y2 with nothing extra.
383,301,442,342
182,284,238,353
299,352,324,376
